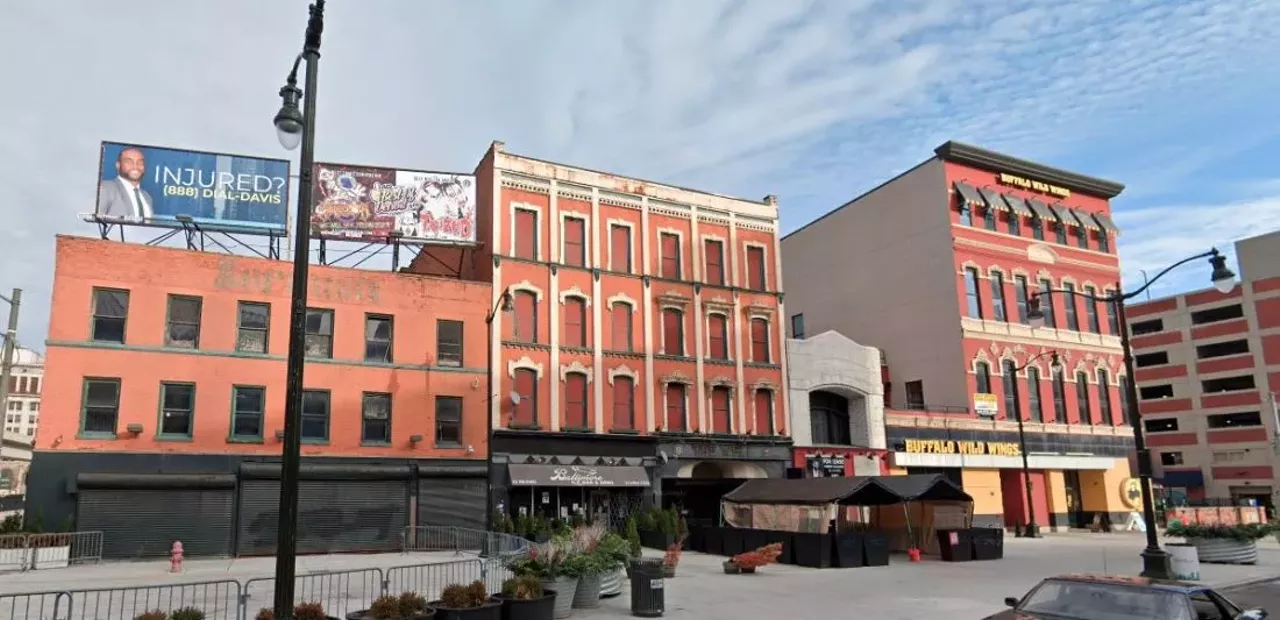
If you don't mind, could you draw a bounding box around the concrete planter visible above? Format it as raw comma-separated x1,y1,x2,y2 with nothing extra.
599,568,624,598
571,572,601,609
1167,544,1201,581
0,547,28,571
32,545,70,569
1189,538,1258,565
538,577,577,619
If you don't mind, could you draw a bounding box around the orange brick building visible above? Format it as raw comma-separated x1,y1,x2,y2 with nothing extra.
28,236,492,558
468,143,791,523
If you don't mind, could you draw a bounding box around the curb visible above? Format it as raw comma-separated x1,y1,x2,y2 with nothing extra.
1212,574,1280,591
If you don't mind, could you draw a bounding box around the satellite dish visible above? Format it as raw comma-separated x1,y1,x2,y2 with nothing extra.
508,391,521,405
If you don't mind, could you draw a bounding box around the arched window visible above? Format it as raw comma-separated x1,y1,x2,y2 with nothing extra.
1051,369,1066,423
612,376,635,430
975,362,992,394
1097,369,1114,425
662,308,685,356
513,368,538,427
711,386,732,433
754,389,774,435
610,302,632,352
513,291,538,343
564,372,588,429
665,383,687,432
809,390,851,445
563,297,586,348
1076,371,1092,424
1026,367,1043,422
750,318,770,363
1002,360,1018,420
708,314,729,360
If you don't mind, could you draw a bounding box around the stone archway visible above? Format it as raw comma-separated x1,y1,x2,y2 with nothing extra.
690,462,724,479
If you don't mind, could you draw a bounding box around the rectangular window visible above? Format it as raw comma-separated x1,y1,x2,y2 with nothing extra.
514,208,538,260
1055,223,1068,245
365,314,394,363
81,378,120,435
790,313,805,339
660,233,681,279
1083,286,1100,333
1007,213,1021,236
1207,411,1263,429
964,267,983,319
563,298,586,347
513,292,538,343
231,386,265,440
1131,318,1164,335
704,239,725,286
563,217,585,267
301,390,330,441
610,303,632,352
665,383,687,432
1202,375,1256,393
1076,228,1089,249
1002,361,1018,419
435,396,462,446
1144,418,1178,433
361,392,391,444
990,272,1007,322
1097,370,1113,425
1140,384,1175,400
983,208,997,231
1135,351,1170,367
711,386,732,433
750,318,770,363
662,309,684,356
754,390,774,435
905,380,925,410
708,314,728,360
1014,276,1030,324
1031,218,1044,240
959,204,972,227
1213,450,1247,463
746,246,767,290
1063,283,1079,332
237,302,270,354
1118,375,1133,422
91,288,129,343
513,369,538,427
1026,367,1043,422
159,382,195,438
1160,452,1183,466
436,319,463,367
1098,232,1110,253
975,363,991,394
1197,339,1250,359
1191,304,1245,325
1051,371,1067,423
29,377,39,394
166,295,202,349
612,377,635,430
304,308,334,358
1037,279,1057,328
564,373,588,428
610,224,632,273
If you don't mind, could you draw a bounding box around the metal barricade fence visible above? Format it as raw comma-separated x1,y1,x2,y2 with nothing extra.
240,568,383,620
64,580,241,620
383,559,490,603
0,532,104,573
400,527,530,558
0,591,69,620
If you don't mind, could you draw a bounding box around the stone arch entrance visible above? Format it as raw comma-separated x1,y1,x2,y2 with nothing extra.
807,385,870,446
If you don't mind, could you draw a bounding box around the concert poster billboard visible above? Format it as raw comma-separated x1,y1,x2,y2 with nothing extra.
311,163,477,243
95,141,290,233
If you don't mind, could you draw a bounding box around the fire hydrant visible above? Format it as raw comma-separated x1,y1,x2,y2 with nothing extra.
170,541,184,573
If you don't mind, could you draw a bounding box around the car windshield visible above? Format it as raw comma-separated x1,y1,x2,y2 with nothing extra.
1019,580,1193,620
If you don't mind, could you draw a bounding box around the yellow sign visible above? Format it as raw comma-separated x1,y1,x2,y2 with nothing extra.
973,393,999,418
903,439,1022,457
1120,477,1143,510
997,173,1071,198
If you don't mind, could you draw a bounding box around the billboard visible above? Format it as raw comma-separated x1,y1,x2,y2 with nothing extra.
311,163,476,243
96,142,290,233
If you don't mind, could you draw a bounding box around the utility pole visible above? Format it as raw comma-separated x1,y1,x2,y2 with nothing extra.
0,288,22,458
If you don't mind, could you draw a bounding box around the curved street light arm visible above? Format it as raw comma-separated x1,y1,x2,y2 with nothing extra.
1013,349,1059,373
1120,249,1219,302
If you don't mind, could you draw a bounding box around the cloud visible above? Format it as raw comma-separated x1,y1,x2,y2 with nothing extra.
0,0,1277,347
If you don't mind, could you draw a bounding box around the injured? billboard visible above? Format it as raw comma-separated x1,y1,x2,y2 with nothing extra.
311,163,476,243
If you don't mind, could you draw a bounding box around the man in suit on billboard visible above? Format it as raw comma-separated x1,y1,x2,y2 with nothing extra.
97,146,154,220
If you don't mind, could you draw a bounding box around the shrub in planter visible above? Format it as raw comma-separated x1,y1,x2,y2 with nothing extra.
135,611,168,620
1167,521,1274,565
661,538,685,578
595,531,630,597
348,592,435,620
170,608,206,620
498,576,555,620
258,603,340,620
624,515,642,560
726,543,781,575
431,581,501,620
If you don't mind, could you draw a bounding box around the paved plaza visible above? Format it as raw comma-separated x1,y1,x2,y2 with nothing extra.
4,533,1280,619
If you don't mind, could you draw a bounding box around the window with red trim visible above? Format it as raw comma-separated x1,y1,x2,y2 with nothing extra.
750,318,770,363
613,376,635,430
665,384,686,431
708,314,728,359
611,302,632,351
563,298,586,347
513,291,538,343
513,368,538,427
563,217,585,266
610,224,631,273
704,239,724,286
711,386,732,433
754,389,773,435
515,208,537,260
746,246,766,290
662,308,684,356
564,373,588,429
660,233,681,279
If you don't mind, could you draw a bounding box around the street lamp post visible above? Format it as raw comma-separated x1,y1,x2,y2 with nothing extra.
270,2,324,618
484,289,514,540
994,350,1061,539
1027,248,1235,579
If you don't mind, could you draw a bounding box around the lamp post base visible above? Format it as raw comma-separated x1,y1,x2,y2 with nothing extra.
1023,522,1041,538
1140,547,1174,580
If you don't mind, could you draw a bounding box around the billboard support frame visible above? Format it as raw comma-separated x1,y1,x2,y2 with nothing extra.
83,215,283,260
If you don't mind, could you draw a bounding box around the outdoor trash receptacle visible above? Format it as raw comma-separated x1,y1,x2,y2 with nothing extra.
630,557,665,618
935,529,973,562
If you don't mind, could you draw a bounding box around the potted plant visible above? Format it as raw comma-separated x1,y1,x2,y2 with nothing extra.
1167,521,1274,565
169,609,205,620
257,603,341,620
723,542,782,574
496,576,555,620
348,592,435,620
509,540,576,620
567,524,607,609
661,538,685,578
596,532,630,598
430,581,500,620
623,516,642,578
135,612,167,620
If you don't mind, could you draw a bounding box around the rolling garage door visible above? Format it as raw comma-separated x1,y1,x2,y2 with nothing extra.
236,463,411,556
76,473,235,559
418,477,486,530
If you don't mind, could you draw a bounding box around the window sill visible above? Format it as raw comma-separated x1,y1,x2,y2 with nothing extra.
156,435,194,442
163,344,200,351
562,426,593,433
360,441,393,447
227,436,265,444
90,338,126,346
437,360,464,369
655,354,695,362
507,424,542,431
77,431,118,440
435,442,464,449
609,429,639,435
301,438,329,445
745,361,781,370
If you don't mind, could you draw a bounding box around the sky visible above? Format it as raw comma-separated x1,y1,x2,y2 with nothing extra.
1,0,1279,351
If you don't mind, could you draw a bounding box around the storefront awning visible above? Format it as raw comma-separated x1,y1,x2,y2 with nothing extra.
508,464,651,488
1159,470,1205,488
977,187,1009,212
1070,208,1100,231
1025,198,1057,221
993,191,1033,217
1049,203,1083,228
1091,212,1121,235
953,181,985,207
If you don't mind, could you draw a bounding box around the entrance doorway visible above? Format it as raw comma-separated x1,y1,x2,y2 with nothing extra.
1063,470,1086,528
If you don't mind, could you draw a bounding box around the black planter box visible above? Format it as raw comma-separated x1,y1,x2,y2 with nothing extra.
639,529,674,550
686,525,705,553
831,532,865,568
721,527,745,556
763,530,795,564
791,532,832,568
703,527,724,555
971,528,1004,561
429,598,502,620
497,592,555,620
935,529,974,562
742,529,769,554
862,531,890,567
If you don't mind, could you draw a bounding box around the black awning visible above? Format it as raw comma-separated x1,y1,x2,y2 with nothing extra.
1070,208,1099,230
77,473,237,490
996,192,1033,217
953,182,985,207
875,474,972,502
1025,198,1057,221
1048,203,1080,228
977,187,1009,212
1091,212,1120,235
723,477,875,505
508,464,650,488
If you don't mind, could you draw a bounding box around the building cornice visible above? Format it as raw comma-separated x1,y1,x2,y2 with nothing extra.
935,141,1125,200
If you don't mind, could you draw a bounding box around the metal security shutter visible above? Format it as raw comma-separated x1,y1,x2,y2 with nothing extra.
418,478,485,530
236,479,282,556
75,474,235,560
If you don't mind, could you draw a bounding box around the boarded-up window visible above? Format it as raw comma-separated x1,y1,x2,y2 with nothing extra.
754,389,773,435
708,314,728,359
712,386,732,433
704,239,725,286
662,309,684,356
613,376,635,430
563,298,586,347
665,383,686,431
611,302,632,351
514,368,538,427
746,246,766,290
660,233,681,279
563,217,585,266
750,318,770,363
513,291,538,343
610,224,631,273
515,208,538,260
565,373,588,429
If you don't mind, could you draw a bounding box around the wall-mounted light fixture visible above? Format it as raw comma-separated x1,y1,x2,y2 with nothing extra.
409,434,424,445
126,423,144,436
275,429,285,441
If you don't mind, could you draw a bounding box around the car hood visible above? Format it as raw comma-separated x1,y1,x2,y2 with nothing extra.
983,611,1068,620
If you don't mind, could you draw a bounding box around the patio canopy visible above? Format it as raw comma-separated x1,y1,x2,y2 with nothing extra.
722,474,971,506
875,474,972,502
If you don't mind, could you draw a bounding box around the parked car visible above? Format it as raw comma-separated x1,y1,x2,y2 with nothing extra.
983,574,1267,620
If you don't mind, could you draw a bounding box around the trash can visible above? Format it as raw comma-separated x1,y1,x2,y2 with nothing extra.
629,557,665,617
935,529,973,562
